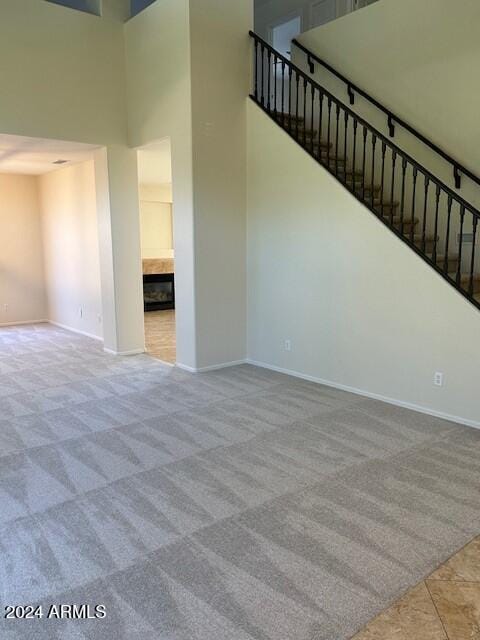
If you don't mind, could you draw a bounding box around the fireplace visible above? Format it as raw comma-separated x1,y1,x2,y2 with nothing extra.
143,273,175,311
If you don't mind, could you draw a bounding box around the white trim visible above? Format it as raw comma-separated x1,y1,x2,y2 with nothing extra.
103,347,145,356
246,359,480,431
48,321,103,342
176,359,247,374
0,319,48,327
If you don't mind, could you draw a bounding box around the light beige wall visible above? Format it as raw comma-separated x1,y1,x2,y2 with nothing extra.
189,0,251,368
0,0,145,354
94,145,144,354
247,103,480,427
125,0,197,367
0,174,47,324
39,160,103,339
126,0,252,370
139,183,174,260
0,0,128,145
297,0,480,207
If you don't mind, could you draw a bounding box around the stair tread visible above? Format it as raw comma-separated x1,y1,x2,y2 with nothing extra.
448,272,480,283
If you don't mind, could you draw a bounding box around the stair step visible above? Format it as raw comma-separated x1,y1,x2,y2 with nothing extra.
413,234,438,249
430,254,460,270
274,113,304,125
325,156,347,166
448,273,480,293
351,181,382,191
376,200,400,210
340,169,365,179
380,215,419,228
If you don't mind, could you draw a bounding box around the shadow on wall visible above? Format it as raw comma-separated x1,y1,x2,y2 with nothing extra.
130,0,157,18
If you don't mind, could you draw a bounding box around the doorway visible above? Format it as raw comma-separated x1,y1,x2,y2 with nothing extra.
137,139,176,365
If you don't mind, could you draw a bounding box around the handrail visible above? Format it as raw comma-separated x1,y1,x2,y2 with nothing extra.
249,30,480,311
248,31,478,216
292,38,480,192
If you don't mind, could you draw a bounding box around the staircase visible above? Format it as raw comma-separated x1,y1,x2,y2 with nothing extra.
249,31,480,310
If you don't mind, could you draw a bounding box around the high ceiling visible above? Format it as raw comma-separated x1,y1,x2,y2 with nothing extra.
0,134,99,175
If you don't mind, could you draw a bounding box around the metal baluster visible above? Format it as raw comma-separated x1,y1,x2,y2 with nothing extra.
303,78,307,147
469,214,478,296
288,67,293,132
443,196,453,273
317,92,324,161
310,85,315,155
281,61,285,118
352,119,358,193
421,176,430,253
380,142,386,216
295,73,300,138
432,185,441,264
362,126,367,200
410,168,418,243
327,98,332,167
260,44,265,106
254,40,258,101
389,151,397,226
273,54,277,115
343,112,349,184
400,159,407,235
371,134,377,208
267,50,271,111
456,206,465,286
335,105,340,176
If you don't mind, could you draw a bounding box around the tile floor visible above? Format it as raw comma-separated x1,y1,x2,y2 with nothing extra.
144,309,176,364
351,535,480,639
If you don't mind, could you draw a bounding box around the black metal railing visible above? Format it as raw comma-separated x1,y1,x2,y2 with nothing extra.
292,38,480,193
249,31,480,310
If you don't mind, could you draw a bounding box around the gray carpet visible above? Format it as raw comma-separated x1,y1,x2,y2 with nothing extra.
0,323,479,640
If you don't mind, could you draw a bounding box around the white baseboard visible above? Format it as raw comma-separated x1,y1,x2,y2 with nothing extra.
104,347,145,356
176,359,247,373
246,358,480,431
0,319,48,327
49,321,103,342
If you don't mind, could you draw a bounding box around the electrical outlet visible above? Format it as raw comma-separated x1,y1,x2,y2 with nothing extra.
4,304,8,314
97,314,102,324
284,339,292,352
434,372,444,387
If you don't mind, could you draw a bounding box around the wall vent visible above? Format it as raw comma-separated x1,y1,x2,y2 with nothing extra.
53,159,69,165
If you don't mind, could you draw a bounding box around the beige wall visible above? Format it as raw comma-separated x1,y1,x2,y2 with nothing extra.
0,0,145,355
0,0,127,146
0,174,47,324
139,183,174,259
39,161,103,339
126,0,252,370
125,0,196,367
189,0,251,368
247,103,480,427
298,0,480,209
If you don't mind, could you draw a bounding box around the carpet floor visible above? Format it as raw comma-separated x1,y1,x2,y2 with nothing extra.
0,323,479,640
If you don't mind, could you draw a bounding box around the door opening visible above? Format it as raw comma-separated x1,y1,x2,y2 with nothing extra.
137,139,176,365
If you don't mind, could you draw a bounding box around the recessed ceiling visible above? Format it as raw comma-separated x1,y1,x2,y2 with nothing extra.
137,139,172,186
0,133,100,176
